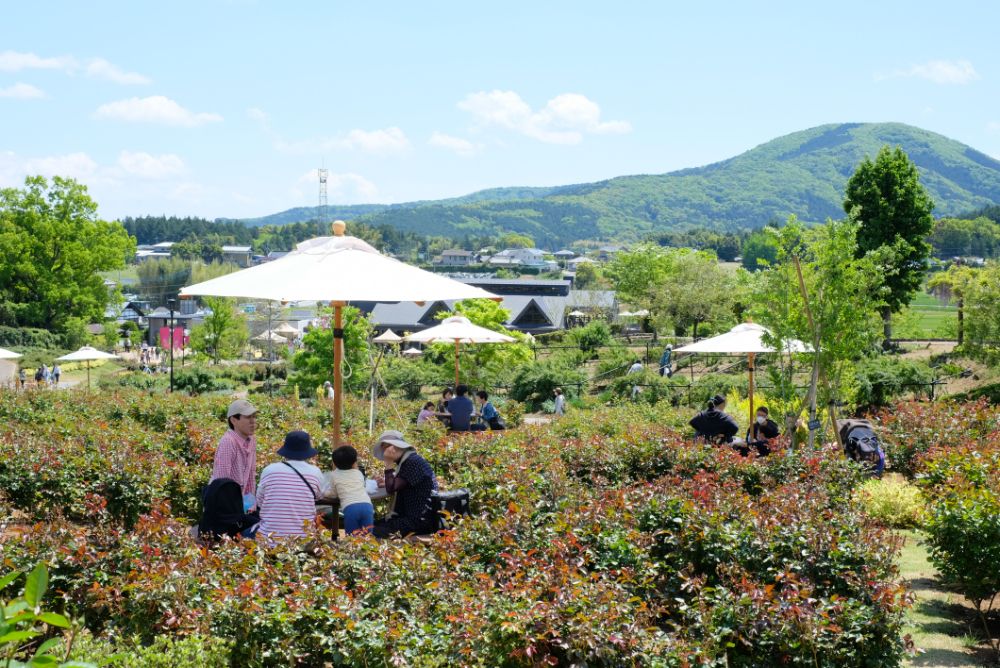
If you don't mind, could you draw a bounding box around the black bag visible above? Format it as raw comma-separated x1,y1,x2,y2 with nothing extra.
34,368,43,382
430,488,470,529
837,419,884,477
487,416,506,431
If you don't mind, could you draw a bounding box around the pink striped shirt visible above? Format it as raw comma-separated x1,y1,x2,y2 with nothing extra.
257,461,332,538
210,429,257,496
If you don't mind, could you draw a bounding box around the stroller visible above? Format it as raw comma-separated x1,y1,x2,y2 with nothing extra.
836,419,885,478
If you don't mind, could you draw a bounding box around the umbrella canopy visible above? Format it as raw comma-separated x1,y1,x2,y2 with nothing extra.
567,310,586,317
373,328,403,344
253,330,287,342
273,322,299,338
56,346,118,362
56,346,118,390
401,347,423,357
179,220,500,448
674,323,808,354
0,347,22,360
406,316,515,387
675,323,809,434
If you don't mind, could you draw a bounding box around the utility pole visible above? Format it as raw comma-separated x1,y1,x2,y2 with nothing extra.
167,298,177,392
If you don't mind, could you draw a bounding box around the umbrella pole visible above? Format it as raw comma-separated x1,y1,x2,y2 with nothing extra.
332,302,345,450
454,340,460,389
87,361,91,390
748,352,755,440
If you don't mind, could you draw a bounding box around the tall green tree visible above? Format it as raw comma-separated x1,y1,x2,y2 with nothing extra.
927,264,978,345
961,264,1000,362
136,257,192,307
653,250,736,339
741,228,780,271
605,244,673,307
0,176,135,333
844,146,934,346
290,305,372,394
190,297,248,364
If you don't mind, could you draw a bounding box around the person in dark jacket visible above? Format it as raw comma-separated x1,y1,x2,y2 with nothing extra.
746,406,780,455
689,394,739,445
199,478,260,540
371,430,439,539
446,385,478,432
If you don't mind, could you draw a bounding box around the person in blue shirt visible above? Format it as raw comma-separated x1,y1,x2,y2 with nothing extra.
476,391,505,430
446,384,479,432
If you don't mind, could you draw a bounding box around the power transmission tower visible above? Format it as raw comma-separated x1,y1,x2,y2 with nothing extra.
318,167,329,235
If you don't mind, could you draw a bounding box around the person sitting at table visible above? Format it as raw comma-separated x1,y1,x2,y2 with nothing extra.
476,391,504,430
371,430,439,539
436,388,453,428
417,401,436,425
322,445,374,535
256,431,332,539
689,394,739,445
744,406,780,456
446,384,480,432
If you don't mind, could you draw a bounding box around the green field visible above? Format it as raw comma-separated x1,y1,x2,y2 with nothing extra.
894,291,958,340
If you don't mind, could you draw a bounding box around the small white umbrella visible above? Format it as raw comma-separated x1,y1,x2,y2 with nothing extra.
401,346,423,357
675,323,809,429
253,330,287,342
567,310,586,317
180,220,499,447
373,329,403,344
406,315,515,387
0,347,22,360
56,346,118,389
273,322,299,338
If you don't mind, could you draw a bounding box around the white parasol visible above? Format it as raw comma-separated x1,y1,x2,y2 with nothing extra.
0,347,22,360
373,329,403,344
56,346,118,389
406,315,515,388
180,220,499,447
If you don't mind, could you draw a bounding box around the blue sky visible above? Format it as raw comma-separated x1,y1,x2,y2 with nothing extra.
2,1,998,220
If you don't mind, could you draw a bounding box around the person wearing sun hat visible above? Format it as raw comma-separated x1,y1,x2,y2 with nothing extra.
256,430,333,539
371,429,439,539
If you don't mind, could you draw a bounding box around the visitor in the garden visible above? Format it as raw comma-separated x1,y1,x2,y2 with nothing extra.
371,430,439,539
199,478,260,541
627,359,644,399
447,384,479,432
324,380,335,399
746,406,780,456
689,394,739,445
52,364,61,386
210,399,260,508
417,401,436,425
553,387,566,416
323,445,374,534
436,388,453,428
476,391,504,430
18,368,26,390
256,430,332,539
659,345,673,377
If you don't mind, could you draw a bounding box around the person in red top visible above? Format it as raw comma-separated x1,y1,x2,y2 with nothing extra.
210,399,259,507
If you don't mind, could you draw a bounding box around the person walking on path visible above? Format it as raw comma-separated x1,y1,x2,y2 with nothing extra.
52,364,61,386
18,368,26,390
553,388,566,416
210,399,260,508
627,359,644,400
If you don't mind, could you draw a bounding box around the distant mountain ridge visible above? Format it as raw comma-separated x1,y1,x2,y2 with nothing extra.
238,123,1000,246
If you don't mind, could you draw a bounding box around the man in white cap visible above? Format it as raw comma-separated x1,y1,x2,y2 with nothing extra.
210,399,260,508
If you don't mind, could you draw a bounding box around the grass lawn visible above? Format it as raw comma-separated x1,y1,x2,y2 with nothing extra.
899,530,994,667
60,360,128,389
895,291,958,339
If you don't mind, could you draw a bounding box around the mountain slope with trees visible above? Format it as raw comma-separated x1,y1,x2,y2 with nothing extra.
243,123,1000,246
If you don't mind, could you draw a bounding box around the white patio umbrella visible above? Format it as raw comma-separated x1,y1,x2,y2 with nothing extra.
406,315,515,388
675,322,809,430
273,322,299,338
253,330,287,342
401,346,423,357
373,329,403,344
56,345,118,389
180,220,499,447
0,347,22,360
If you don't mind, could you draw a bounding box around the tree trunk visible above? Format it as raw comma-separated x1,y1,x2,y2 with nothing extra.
957,298,964,346
881,306,892,350
692,321,699,341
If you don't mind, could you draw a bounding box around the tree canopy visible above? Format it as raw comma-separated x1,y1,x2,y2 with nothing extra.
0,176,135,334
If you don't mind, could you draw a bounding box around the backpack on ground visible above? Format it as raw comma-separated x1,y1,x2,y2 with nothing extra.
431,488,470,530
837,419,885,478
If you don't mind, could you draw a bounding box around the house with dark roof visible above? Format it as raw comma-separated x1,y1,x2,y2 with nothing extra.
437,249,475,266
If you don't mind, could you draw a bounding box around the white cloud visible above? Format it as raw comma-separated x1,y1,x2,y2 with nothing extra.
86,58,150,85
0,50,76,72
22,152,100,180
94,95,223,127
247,107,270,125
0,82,45,99
275,127,411,155
457,90,631,144
428,131,482,157
877,59,980,85
297,169,378,202
117,150,185,179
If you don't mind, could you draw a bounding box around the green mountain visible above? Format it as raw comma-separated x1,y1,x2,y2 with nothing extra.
242,123,1000,246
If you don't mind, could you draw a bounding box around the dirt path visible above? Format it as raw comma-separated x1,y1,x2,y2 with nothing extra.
900,531,995,667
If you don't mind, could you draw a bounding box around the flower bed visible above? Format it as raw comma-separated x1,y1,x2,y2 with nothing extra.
0,390,915,666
